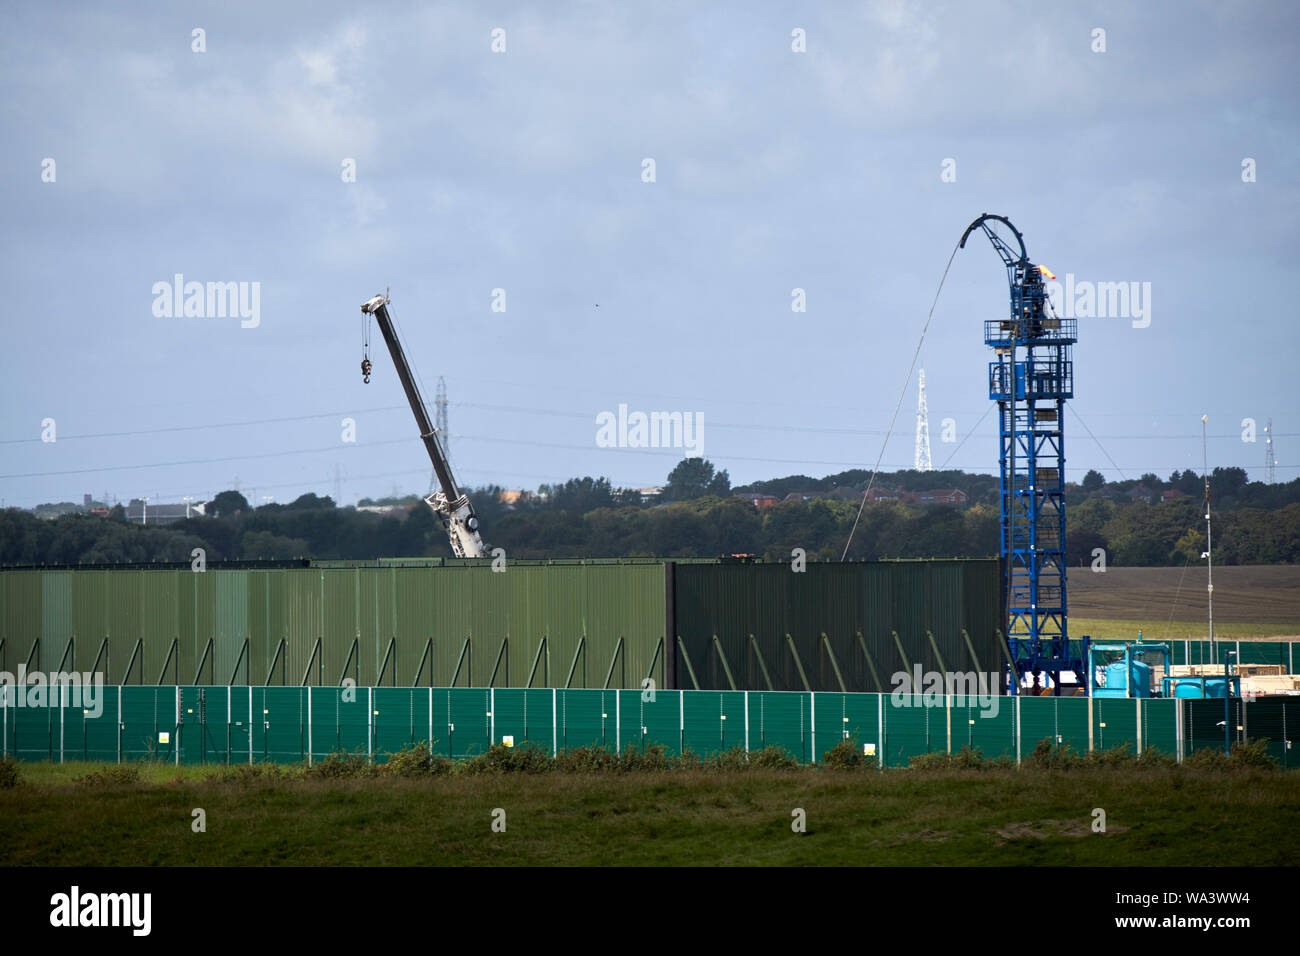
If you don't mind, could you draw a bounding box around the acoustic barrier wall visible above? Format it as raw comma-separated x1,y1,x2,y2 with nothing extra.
0,559,1003,692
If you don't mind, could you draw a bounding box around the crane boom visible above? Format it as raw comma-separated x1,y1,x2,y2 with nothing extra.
360,293,487,558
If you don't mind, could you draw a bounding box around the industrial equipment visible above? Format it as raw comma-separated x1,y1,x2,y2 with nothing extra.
359,292,487,558
960,214,1087,695
1089,641,1169,698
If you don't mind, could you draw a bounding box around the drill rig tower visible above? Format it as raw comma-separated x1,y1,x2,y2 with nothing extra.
960,215,1086,695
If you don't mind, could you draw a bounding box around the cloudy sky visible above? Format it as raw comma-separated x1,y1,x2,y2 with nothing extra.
2,1,1296,509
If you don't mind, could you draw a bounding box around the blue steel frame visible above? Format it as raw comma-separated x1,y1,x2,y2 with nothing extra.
960,214,1087,695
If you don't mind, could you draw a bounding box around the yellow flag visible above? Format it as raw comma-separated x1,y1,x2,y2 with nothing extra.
1037,264,1057,280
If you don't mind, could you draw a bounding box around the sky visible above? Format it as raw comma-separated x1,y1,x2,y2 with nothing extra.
1,0,1297,510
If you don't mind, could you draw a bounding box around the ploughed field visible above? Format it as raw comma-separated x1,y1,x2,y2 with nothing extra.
1070,566,1300,638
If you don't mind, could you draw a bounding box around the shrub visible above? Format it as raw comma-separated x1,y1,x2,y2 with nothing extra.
381,741,452,777
1084,743,1138,769
1024,738,1085,770
214,762,296,783
616,744,672,772
0,757,18,788
747,745,798,771
1185,739,1279,772
307,751,378,779
73,764,142,786
1135,747,1177,769
908,750,953,771
459,743,555,775
822,738,877,770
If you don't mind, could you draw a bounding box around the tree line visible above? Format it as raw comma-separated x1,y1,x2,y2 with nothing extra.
3,461,1298,566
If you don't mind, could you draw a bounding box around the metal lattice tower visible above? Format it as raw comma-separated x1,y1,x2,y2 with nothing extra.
915,369,932,471
1265,418,1276,484
435,375,450,473
961,214,1084,696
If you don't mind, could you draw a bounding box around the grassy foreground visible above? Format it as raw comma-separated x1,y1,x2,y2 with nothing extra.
2,751,1296,867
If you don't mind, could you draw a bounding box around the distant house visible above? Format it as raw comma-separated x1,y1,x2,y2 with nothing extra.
783,491,821,503
1161,489,1185,502
865,485,905,502
357,503,417,516
1128,485,1156,504
733,492,779,509
125,498,196,525
916,489,969,505
637,487,662,503
828,486,864,501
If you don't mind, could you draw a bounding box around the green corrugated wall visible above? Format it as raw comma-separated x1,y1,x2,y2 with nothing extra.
0,559,1029,691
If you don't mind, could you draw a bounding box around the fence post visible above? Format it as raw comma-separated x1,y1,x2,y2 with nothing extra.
878,693,885,769
1088,695,1094,752
1175,698,1183,763
117,688,122,764
810,693,817,764
1014,695,1021,767
743,691,749,753
367,686,373,764
490,687,495,747
679,690,685,756
428,687,434,757
551,688,557,758
615,688,620,753
307,687,313,767
945,694,952,755
1135,698,1142,755
59,683,65,765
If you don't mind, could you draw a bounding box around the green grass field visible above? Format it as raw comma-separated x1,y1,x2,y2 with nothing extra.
3,759,1296,866
1071,617,1290,643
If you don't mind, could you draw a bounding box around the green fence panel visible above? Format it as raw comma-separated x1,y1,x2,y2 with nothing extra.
642,690,686,757
120,686,177,762
843,692,880,760
958,695,1016,760
745,692,807,762
1093,698,1138,752
882,695,935,767
228,686,252,764
1141,698,1178,757
447,687,491,758
256,687,306,763
1019,696,1060,754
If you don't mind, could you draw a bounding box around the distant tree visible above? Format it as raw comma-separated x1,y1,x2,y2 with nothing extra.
207,490,250,518
663,459,726,501
286,493,335,510
1081,470,1105,492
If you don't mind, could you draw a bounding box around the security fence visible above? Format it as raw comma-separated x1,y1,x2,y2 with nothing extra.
5,685,1294,769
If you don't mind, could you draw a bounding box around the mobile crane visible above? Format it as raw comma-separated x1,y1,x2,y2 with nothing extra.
359,292,487,558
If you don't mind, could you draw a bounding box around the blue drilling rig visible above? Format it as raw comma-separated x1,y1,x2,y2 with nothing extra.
960,214,1088,695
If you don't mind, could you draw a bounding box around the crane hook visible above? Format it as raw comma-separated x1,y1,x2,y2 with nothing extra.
361,357,372,384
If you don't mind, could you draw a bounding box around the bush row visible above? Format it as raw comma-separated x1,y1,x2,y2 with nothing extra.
0,737,1280,788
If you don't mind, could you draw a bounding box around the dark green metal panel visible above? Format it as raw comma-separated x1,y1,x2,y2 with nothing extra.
674,560,1002,692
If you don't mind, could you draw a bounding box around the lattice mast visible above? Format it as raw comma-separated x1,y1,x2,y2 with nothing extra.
1265,418,1276,485
915,369,932,471
960,214,1084,695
